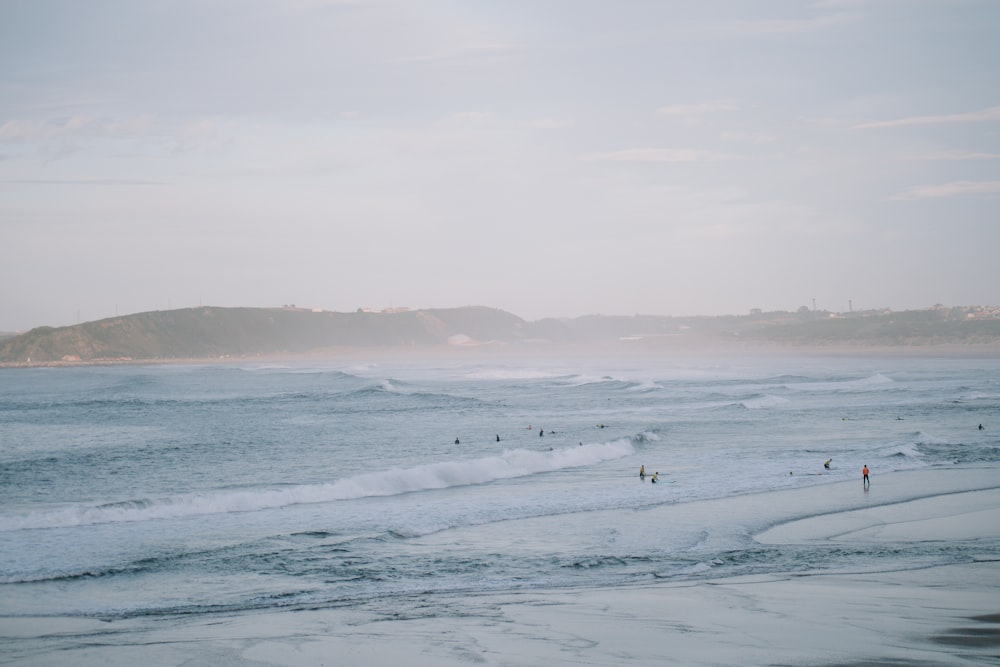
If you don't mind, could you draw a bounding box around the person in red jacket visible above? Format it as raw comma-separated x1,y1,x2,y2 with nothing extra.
862,465,869,486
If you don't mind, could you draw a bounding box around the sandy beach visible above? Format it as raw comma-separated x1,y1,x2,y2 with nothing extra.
3,466,998,666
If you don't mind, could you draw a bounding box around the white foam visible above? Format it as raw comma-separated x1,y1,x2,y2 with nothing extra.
464,368,566,380
741,394,789,409
0,441,635,532
787,373,895,392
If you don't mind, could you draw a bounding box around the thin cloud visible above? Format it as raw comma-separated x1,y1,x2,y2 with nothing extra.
0,116,157,142
289,0,371,8
720,12,859,36
1,179,165,186
657,100,741,126
905,150,1000,161
855,105,1000,129
387,42,520,64
720,131,777,144
172,119,225,155
812,0,955,7
891,180,1000,200
657,100,740,117
524,118,573,130
810,0,879,6
0,117,85,142
585,148,736,163
799,115,850,128
450,111,493,123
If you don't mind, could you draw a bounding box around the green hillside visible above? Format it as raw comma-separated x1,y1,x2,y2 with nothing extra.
0,306,527,363
2,305,998,365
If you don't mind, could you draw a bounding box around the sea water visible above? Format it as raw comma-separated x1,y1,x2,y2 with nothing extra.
1,352,998,638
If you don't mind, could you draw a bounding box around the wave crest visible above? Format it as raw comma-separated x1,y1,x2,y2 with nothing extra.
0,440,634,532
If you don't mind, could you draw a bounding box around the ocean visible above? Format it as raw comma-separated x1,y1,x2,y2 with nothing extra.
1,351,998,661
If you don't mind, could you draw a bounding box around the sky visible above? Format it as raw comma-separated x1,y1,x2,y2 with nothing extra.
1,0,999,331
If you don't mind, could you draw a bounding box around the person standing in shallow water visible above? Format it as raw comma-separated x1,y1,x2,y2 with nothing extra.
862,464,869,486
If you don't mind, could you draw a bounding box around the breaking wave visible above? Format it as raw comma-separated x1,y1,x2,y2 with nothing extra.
0,440,635,532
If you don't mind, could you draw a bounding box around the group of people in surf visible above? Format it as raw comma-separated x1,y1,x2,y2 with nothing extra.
637,458,876,487
822,458,870,486
823,458,870,486
639,460,870,487
638,465,659,484
455,427,554,445
454,421,613,447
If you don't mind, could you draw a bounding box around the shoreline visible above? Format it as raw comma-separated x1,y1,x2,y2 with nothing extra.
4,340,1000,370
3,467,999,666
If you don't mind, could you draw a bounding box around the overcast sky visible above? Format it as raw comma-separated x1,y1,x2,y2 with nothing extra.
2,0,998,330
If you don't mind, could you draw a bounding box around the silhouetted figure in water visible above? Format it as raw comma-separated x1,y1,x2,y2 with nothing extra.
455,438,460,445
980,424,985,430
539,429,544,437
496,434,501,442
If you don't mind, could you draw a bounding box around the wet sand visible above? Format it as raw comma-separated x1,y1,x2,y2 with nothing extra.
3,468,999,666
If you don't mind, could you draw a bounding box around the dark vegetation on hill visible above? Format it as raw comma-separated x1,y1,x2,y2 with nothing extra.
0,307,526,363
1,305,998,364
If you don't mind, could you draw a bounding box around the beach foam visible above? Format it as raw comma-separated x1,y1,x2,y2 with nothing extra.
3,466,997,666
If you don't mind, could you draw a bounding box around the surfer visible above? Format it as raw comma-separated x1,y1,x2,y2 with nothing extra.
824,458,832,469
496,434,500,442
862,464,869,486
651,472,659,484
455,438,460,445
539,429,544,437
639,465,646,480
979,424,985,430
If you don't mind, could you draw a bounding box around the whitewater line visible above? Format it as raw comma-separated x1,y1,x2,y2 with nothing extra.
0,439,636,532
